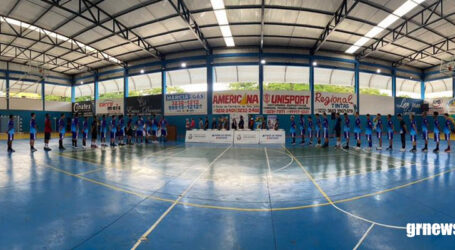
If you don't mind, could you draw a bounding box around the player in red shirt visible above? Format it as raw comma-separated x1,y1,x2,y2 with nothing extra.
44,113,52,151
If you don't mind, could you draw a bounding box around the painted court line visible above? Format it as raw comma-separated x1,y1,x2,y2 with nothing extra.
353,223,375,250
131,145,232,250
284,146,407,230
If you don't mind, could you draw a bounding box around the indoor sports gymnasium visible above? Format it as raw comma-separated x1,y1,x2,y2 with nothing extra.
1,0,455,249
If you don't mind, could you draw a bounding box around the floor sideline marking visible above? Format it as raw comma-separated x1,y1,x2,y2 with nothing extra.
131,145,232,250
264,147,279,250
353,223,375,250
284,146,407,230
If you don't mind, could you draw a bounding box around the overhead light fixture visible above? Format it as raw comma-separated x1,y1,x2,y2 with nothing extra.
376,69,381,73
140,69,145,74
0,16,122,65
260,59,266,64
346,0,426,54
210,0,235,47
181,62,187,68
80,81,84,84
312,61,318,66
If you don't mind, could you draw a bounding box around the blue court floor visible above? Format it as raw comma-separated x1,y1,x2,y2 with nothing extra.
1,137,455,249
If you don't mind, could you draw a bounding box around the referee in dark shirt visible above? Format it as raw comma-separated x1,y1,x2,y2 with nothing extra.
397,114,407,152
334,113,342,148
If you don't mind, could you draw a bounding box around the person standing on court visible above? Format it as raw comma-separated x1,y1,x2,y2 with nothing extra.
321,112,329,148
204,117,209,130
421,112,429,152
374,114,383,150
199,118,204,129
231,118,238,130
343,113,350,149
433,112,441,153
299,115,305,144
44,113,52,151
334,113,342,149
91,116,98,148
30,113,38,152
58,113,66,150
386,114,394,151
238,115,245,129
71,113,79,148
409,114,418,153
365,114,373,151
7,115,15,153
82,117,89,148
248,116,255,130
397,114,407,152
443,113,455,152
290,116,297,145
354,112,361,150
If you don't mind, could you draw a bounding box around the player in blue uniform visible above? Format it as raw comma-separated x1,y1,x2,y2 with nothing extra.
343,113,350,149
421,112,429,152
110,115,117,147
160,116,168,142
82,117,89,148
386,114,394,151
443,113,455,152
290,116,296,145
30,113,37,152
433,112,440,153
299,115,305,144
151,115,159,143
71,113,79,148
7,115,15,153
409,114,417,153
354,112,361,150
136,115,145,143
322,113,329,148
100,115,108,147
365,114,373,151
315,113,322,147
374,114,383,150
307,116,313,145
117,115,125,146
58,113,66,150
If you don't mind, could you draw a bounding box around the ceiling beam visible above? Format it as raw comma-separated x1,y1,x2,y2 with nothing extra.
41,0,161,59
311,0,359,54
167,0,210,51
260,0,265,50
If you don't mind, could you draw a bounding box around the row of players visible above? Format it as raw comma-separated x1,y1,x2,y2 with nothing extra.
185,116,279,131
6,113,168,153
289,112,455,153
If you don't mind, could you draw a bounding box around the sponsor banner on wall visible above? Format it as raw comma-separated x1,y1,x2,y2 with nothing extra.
96,98,124,115
212,91,260,114
426,98,455,115
359,95,394,115
126,95,162,115
395,97,423,115
234,130,259,144
209,130,234,143
164,92,207,115
185,130,209,143
314,92,356,114
72,101,95,116
259,130,286,144
263,91,311,114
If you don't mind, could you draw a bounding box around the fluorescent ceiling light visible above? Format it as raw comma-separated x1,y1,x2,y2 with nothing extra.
312,61,318,66
377,14,399,29
214,10,229,25
181,62,187,68
394,0,417,17
224,37,235,47
354,37,370,47
210,0,225,10
365,27,384,38
219,25,233,37
0,16,122,64
345,45,360,54
260,59,266,64
345,0,426,55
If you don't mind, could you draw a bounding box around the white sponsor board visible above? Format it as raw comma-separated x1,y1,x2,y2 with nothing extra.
426,97,455,114
185,130,209,143
234,130,260,144
359,95,394,115
96,98,123,114
165,92,207,115
209,130,234,143
259,130,286,144
314,92,356,114
263,91,311,114
0,97,6,109
212,91,260,114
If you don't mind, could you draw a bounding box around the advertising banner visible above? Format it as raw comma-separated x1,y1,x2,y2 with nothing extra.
234,130,259,144
209,130,234,143
359,95,394,115
126,95,162,115
427,98,455,114
314,92,356,114
96,98,123,115
72,101,95,117
395,97,423,115
212,91,260,114
263,91,311,114
164,92,207,115
259,130,286,144
185,130,209,143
